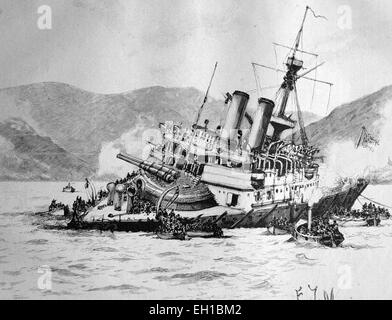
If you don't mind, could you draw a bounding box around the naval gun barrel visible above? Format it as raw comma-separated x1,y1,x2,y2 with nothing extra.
116,152,179,183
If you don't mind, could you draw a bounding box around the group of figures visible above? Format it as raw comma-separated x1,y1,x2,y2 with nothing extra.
297,217,345,247
131,196,156,215
332,202,389,226
267,216,292,234
49,173,387,246
48,199,65,212
71,196,96,216
156,209,223,240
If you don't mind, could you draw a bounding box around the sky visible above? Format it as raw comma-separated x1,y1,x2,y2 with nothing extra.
0,0,391,115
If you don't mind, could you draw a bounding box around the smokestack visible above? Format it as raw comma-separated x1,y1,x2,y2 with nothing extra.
113,184,126,211
126,185,136,214
221,91,249,140
248,97,275,150
106,182,115,205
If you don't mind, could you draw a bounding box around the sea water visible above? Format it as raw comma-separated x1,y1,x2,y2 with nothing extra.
1,181,392,300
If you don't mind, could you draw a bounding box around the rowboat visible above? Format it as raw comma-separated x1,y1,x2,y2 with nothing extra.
294,223,344,247
187,231,217,238
267,225,290,235
156,232,190,240
331,215,367,227
366,217,381,226
62,183,76,193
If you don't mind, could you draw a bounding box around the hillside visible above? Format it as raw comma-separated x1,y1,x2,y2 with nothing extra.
1,81,391,181
0,82,223,180
305,85,392,152
0,118,93,180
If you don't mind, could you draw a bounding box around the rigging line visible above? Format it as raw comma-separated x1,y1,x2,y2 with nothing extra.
275,88,283,108
310,57,318,110
252,62,286,74
247,85,281,94
273,43,279,86
359,194,392,210
290,92,297,142
194,62,218,125
293,83,308,145
272,42,318,57
301,26,304,61
252,63,261,98
325,84,332,115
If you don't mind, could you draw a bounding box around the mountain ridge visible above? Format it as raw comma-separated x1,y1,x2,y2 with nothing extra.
0,81,391,180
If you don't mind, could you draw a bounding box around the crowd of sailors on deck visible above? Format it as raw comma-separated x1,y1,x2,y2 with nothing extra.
113,171,138,186
71,196,93,215
131,196,156,215
157,209,187,238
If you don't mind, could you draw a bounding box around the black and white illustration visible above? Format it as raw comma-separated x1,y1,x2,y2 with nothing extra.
0,0,392,300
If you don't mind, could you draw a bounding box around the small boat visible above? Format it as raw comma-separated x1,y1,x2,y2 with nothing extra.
267,225,290,235
295,223,323,244
331,215,367,227
366,217,381,226
48,207,66,217
156,232,190,241
294,223,344,248
48,201,66,216
187,231,217,238
62,182,76,193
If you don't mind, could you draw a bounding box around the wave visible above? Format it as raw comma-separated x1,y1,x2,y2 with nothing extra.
170,270,232,282
92,246,119,253
157,251,180,257
25,239,49,245
87,284,144,292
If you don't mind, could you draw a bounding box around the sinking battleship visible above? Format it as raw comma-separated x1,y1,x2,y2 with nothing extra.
71,6,368,232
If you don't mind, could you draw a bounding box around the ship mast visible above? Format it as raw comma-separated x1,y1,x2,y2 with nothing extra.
252,6,332,145
277,6,309,117
194,62,218,126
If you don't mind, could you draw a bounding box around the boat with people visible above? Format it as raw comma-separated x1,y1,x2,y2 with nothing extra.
331,216,368,227
295,222,344,247
47,199,67,215
294,219,345,247
330,202,386,227
267,216,292,235
62,182,76,193
294,206,345,247
156,232,190,241
267,225,290,235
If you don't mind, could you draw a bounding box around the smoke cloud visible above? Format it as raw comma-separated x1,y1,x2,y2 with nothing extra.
319,101,392,187
97,119,162,178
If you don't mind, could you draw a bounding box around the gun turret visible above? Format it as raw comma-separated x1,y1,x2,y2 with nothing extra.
116,153,179,183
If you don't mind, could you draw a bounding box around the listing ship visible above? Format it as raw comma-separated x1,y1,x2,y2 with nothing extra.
79,7,368,231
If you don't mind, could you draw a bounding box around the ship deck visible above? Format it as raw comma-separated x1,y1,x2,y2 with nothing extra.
83,202,244,223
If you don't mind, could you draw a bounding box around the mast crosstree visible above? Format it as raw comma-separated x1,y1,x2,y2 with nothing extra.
253,6,332,145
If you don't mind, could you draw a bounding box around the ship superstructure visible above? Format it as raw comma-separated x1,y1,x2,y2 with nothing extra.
145,6,325,214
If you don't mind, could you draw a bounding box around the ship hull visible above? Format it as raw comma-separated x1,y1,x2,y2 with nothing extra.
312,179,369,217
72,179,368,232
191,202,308,229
